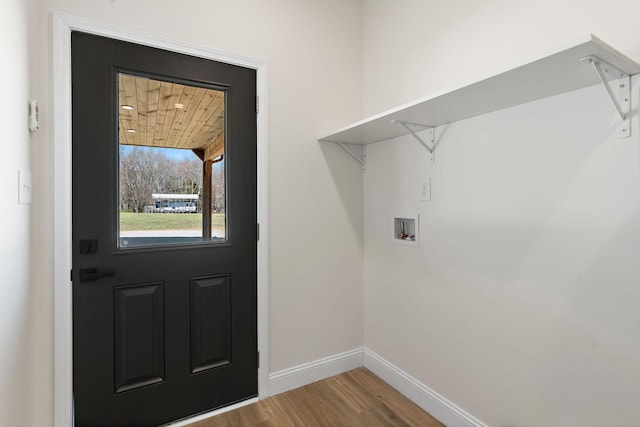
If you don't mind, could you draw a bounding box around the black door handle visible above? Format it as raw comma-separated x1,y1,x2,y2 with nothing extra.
79,268,115,282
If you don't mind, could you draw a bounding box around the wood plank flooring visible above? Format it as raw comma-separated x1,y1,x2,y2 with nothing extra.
188,368,444,427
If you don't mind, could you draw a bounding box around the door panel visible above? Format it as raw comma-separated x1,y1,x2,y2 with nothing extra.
190,275,231,373
72,32,257,426
114,282,165,393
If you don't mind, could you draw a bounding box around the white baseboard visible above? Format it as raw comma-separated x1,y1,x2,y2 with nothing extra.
364,348,488,427
267,347,485,427
267,347,364,396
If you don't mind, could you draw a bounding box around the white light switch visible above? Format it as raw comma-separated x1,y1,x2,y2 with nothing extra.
419,178,431,201
18,170,32,205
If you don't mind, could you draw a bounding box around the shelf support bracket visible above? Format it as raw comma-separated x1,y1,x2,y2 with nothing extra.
392,120,435,162
335,142,366,170
581,55,631,138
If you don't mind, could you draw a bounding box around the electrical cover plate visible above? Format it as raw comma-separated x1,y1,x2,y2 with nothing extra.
419,178,431,202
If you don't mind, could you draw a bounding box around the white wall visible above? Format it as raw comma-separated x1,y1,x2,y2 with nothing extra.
30,1,640,425
31,0,364,423
362,0,640,116
0,0,34,425
362,1,640,426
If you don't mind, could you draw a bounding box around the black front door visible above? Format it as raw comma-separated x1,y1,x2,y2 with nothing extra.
72,32,257,426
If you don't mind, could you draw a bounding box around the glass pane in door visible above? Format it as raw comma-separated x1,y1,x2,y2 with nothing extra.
117,72,227,248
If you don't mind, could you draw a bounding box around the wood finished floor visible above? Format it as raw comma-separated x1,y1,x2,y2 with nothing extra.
188,368,444,427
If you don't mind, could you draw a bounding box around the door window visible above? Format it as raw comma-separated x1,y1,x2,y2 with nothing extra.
117,72,227,248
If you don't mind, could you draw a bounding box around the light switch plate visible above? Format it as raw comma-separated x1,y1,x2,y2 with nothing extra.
419,178,431,201
19,170,32,205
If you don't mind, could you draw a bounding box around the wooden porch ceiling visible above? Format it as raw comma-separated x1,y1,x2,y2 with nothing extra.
118,73,225,161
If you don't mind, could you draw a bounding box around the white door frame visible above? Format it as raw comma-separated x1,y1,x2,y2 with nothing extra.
52,12,270,427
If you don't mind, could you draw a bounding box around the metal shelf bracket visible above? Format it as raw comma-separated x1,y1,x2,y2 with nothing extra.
581,55,631,138
391,120,435,162
336,141,366,170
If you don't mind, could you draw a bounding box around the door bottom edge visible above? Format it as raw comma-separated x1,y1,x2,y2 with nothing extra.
161,395,259,427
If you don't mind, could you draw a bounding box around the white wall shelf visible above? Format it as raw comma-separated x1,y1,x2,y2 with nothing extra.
319,35,640,161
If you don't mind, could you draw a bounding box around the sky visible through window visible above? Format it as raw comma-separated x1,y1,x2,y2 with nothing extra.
119,145,196,161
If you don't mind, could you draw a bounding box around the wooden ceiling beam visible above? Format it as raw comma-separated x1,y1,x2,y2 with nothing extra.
192,149,205,161
204,133,224,161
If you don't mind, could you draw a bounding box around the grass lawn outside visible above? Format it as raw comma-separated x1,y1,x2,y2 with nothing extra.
120,212,225,231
